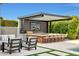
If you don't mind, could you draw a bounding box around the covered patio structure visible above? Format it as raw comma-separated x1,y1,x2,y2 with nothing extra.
18,13,71,33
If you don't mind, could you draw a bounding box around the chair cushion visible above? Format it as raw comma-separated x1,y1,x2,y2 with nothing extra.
0,41,3,50
4,40,20,50
23,43,36,48
4,44,19,50
19,34,27,41
22,42,28,46
0,35,2,41
1,35,8,43
0,41,3,45
8,34,15,39
28,36,37,41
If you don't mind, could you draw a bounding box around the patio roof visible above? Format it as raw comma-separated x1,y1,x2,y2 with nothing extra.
18,13,71,22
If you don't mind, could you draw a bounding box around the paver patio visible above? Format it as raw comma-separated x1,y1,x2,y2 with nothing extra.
0,46,49,56
38,40,79,55
38,53,55,56
0,40,79,56
50,51,70,56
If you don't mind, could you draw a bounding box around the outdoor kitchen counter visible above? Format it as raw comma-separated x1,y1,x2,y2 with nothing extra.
27,33,67,43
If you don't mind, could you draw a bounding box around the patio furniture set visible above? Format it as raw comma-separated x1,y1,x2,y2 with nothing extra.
0,30,67,54
0,34,37,54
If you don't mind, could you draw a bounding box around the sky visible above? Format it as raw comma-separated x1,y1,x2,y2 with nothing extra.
0,3,79,20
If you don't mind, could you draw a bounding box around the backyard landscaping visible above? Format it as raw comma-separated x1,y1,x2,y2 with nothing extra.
0,13,79,56
1,3,79,56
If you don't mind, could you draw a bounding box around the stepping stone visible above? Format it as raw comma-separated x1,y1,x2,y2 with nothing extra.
38,53,55,56
49,51,69,56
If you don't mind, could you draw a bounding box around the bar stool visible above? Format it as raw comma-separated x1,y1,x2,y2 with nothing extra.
43,36,50,43
54,35,58,42
49,36,54,42
43,36,47,43
57,35,61,42
46,36,50,43
52,35,56,42
61,35,64,41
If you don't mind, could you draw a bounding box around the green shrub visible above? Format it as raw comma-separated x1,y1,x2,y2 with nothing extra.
51,21,68,34
4,20,18,27
68,30,78,39
68,16,79,40
0,17,18,27
0,17,5,26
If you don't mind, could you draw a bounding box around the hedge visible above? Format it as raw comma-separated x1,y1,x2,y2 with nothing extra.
0,18,18,27
51,21,68,34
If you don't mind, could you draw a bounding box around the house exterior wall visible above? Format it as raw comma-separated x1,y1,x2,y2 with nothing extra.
20,19,48,33
40,21,48,33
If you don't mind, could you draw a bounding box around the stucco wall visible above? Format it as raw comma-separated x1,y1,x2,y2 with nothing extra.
0,27,18,36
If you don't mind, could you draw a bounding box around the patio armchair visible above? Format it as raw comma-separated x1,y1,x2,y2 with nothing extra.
8,34,15,39
1,35,9,43
22,36,37,50
2,39,21,54
0,35,2,50
1,34,15,44
19,34,28,48
8,34,16,45
20,34,28,43
0,35,10,51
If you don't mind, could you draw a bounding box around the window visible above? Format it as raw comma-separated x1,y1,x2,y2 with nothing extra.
31,21,40,31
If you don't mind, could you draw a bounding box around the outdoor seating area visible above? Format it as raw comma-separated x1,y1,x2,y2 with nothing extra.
0,34,37,54
0,32,67,54
0,3,79,56
0,38,79,56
